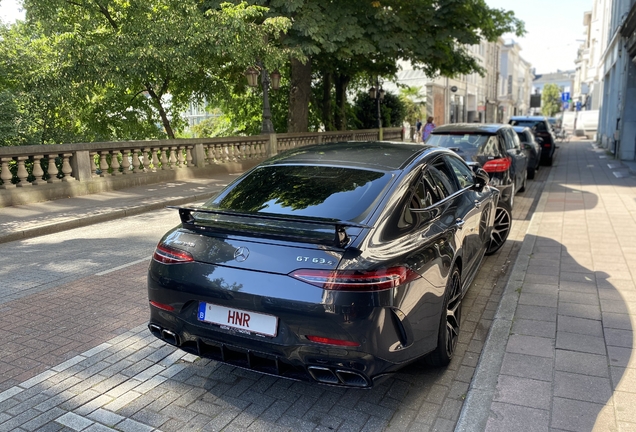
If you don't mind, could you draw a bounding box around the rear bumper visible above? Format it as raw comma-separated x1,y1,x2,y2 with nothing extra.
147,315,402,388
147,261,439,388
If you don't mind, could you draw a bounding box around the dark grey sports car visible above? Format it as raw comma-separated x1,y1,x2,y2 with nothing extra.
148,141,501,388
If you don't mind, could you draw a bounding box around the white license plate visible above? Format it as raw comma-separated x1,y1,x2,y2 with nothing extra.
198,303,278,337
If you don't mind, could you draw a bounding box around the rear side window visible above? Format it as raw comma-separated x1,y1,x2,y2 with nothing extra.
205,165,393,222
427,159,458,197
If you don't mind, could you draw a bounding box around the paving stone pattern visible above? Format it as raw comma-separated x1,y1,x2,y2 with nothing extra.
0,146,565,431
462,141,636,432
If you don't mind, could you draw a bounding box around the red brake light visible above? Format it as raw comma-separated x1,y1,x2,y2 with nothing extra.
149,300,175,312
306,335,360,347
289,267,420,291
482,157,512,173
153,243,194,264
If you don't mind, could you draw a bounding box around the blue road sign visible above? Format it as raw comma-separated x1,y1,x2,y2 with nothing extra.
576,101,581,111
561,92,570,103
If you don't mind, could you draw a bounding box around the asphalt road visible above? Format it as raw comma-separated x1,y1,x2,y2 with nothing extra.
0,171,547,431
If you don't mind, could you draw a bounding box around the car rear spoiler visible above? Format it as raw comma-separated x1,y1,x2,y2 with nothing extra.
168,206,371,248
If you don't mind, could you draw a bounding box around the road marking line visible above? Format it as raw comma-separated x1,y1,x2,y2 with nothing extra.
95,257,149,276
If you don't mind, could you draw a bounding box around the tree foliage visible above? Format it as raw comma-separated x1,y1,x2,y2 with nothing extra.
541,83,562,117
200,0,524,132
0,0,293,144
352,91,406,130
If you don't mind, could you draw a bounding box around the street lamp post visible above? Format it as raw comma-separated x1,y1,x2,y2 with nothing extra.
368,77,385,131
245,62,281,134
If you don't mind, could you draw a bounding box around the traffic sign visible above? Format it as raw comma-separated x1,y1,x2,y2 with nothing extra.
576,101,581,111
561,92,570,103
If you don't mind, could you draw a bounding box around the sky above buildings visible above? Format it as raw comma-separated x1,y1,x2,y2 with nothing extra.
485,0,593,74
2,0,591,75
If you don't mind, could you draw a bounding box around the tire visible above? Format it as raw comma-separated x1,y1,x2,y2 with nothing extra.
527,167,535,180
425,266,462,367
485,200,512,256
545,155,553,166
518,170,527,193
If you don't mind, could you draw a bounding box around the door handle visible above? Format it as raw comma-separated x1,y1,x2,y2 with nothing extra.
474,200,481,209
455,218,465,229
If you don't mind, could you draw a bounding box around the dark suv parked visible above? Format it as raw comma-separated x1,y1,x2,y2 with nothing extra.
427,123,527,210
508,116,556,166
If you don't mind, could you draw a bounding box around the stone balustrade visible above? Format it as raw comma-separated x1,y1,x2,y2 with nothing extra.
0,128,403,206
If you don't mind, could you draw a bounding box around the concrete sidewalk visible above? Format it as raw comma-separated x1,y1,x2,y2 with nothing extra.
457,140,636,431
0,174,239,245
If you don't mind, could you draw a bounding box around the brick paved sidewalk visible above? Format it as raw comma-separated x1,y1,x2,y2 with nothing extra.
457,140,636,431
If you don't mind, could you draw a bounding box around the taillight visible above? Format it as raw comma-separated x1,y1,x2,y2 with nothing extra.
289,267,420,291
482,157,512,173
306,335,360,347
542,143,551,148
153,243,194,264
149,300,175,312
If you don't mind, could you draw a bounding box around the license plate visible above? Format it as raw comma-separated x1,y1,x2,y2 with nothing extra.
198,303,278,337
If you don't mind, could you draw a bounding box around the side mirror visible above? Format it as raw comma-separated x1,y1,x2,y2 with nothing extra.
524,143,533,150
470,165,490,191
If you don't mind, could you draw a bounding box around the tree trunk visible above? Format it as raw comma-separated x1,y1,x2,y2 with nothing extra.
321,71,334,131
146,85,175,139
334,74,350,131
287,57,312,132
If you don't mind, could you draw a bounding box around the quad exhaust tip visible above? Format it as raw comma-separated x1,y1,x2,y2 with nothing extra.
307,366,369,387
148,324,180,346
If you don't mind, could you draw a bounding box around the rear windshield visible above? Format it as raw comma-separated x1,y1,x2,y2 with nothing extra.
509,120,549,132
427,133,501,159
203,165,393,222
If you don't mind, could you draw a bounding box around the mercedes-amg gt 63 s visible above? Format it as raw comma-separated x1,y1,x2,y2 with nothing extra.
148,141,503,388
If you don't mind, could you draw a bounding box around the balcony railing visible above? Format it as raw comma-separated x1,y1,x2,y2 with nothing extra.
0,128,404,206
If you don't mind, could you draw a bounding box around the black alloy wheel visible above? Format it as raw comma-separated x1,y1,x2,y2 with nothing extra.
485,201,512,256
425,267,462,367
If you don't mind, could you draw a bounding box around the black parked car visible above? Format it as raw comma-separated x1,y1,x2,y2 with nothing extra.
509,116,556,166
427,123,527,210
148,142,503,388
513,126,542,179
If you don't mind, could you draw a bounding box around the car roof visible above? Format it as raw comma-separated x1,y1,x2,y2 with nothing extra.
509,116,549,121
265,141,439,171
511,126,532,133
431,123,511,135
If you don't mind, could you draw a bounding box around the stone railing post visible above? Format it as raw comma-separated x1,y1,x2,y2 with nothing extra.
0,157,15,189
31,155,46,185
60,153,75,181
160,147,169,170
268,133,278,157
47,155,61,183
89,152,98,177
176,145,184,168
151,147,160,172
71,150,92,181
142,147,151,172
131,149,141,174
120,149,130,174
110,150,122,175
191,143,206,167
185,146,194,167
15,156,31,187
99,151,110,177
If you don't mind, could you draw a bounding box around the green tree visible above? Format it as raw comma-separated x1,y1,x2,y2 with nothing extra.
399,86,426,127
541,83,562,117
201,0,523,132
19,0,292,140
352,91,405,130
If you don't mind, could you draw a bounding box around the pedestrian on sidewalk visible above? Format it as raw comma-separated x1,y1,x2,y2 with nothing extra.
422,116,436,142
415,118,422,142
